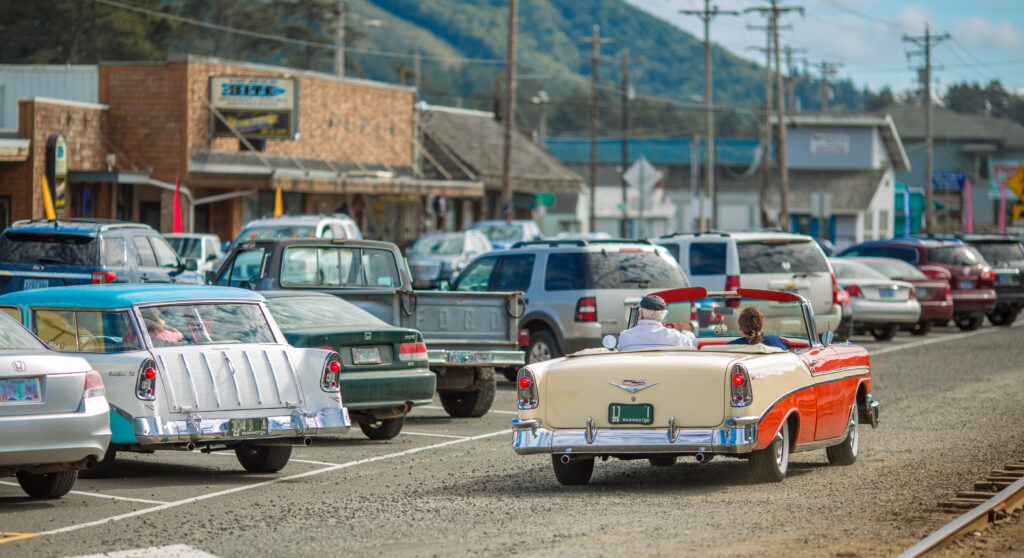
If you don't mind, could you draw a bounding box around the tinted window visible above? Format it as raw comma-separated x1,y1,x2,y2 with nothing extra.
737,241,829,274
688,243,727,275
661,243,680,263
133,236,157,266
167,237,203,259
972,241,1024,264
0,312,44,350
219,248,268,287
928,245,984,266
34,309,140,352
494,255,534,291
150,236,180,268
101,237,127,267
545,253,585,291
267,296,387,329
454,256,498,292
886,247,918,263
588,251,685,289
0,232,98,266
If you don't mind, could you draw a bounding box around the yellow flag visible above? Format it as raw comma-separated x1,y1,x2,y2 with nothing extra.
273,186,283,218
40,173,56,219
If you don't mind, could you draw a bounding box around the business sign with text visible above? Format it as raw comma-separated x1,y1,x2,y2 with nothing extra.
209,76,299,140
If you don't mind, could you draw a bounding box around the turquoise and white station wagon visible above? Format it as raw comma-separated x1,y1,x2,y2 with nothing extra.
0,285,350,475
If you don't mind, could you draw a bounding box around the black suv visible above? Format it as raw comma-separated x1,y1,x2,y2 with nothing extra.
0,219,203,294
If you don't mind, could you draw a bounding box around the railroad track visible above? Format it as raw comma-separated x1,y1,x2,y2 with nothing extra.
899,460,1024,557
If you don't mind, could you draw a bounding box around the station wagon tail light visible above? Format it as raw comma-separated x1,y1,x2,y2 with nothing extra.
136,359,157,401
517,368,538,410
729,364,752,407
844,284,863,298
575,297,597,322
83,370,105,399
398,342,428,362
91,271,116,284
321,352,342,392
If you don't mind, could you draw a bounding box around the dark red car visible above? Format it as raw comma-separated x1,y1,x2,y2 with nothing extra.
836,238,995,330
844,256,953,335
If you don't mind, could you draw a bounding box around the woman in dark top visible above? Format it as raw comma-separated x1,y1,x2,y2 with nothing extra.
727,306,790,350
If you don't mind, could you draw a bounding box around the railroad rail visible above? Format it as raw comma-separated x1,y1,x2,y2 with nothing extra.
899,461,1024,557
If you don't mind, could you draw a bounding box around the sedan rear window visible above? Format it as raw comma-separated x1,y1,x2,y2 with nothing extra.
0,313,45,350
738,241,829,274
0,232,98,266
267,296,387,329
928,245,984,266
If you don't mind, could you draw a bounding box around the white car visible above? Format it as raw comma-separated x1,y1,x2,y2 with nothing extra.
0,312,110,498
656,231,843,335
164,232,226,277
231,214,362,252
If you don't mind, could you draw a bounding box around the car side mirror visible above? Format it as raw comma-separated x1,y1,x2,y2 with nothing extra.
602,334,618,350
439,280,450,291
183,258,199,271
821,330,834,347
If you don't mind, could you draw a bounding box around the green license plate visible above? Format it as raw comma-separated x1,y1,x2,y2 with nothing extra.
608,403,654,425
228,417,269,437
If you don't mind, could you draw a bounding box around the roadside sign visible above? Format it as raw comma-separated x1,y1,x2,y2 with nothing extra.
535,192,555,207
623,156,660,193
1008,165,1024,199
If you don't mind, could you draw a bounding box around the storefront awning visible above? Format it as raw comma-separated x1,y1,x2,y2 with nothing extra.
0,138,31,162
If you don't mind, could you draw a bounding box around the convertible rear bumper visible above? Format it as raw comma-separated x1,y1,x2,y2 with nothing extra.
511,416,759,455
133,407,350,445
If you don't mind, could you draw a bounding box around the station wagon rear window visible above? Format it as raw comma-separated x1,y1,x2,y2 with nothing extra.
281,247,399,288
139,304,274,346
737,241,829,274
0,232,98,266
33,309,140,352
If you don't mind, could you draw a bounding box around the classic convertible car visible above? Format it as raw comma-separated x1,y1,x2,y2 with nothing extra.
0,285,350,475
511,287,879,485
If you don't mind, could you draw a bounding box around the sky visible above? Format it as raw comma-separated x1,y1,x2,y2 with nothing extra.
624,0,1024,95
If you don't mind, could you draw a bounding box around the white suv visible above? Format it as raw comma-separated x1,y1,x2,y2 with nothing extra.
656,231,843,334
229,214,361,252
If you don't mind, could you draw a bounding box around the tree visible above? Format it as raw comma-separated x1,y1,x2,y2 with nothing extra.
864,87,896,111
944,82,987,114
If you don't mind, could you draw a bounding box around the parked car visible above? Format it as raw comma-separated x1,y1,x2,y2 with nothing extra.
843,256,953,335
213,237,524,418
948,234,1024,326
828,258,921,340
261,291,435,440
836,238,995,330
656,231,844,336
452,239,687,370
547,231,612,241
0,312,110,498
0,219,203,295
0,284,351,476
470,219,542,250
407,230,491,289
511,286,879,485
164,232,226,278
229,214,362,252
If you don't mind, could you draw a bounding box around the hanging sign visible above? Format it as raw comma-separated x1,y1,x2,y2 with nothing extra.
45,133,69,217
210,76,299,139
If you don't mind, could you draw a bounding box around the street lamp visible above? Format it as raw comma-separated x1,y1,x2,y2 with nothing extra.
531,90,550,145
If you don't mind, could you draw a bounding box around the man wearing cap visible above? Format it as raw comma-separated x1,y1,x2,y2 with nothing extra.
617,295,696,351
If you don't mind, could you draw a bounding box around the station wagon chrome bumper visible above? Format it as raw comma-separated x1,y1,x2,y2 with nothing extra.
427,349,525,367
133,407,350,445
511,416,759,455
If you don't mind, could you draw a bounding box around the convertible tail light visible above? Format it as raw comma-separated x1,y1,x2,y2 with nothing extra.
844,284,863,298
321,352,342,392
136,359,157,401
91,271,116,284
83,370,105,399
517,368,538,410
398,341,428,362
729,364,752,407
517,328,530,348
575,297,597,322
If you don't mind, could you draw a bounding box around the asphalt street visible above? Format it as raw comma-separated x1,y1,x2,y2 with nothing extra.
1,319,1022,558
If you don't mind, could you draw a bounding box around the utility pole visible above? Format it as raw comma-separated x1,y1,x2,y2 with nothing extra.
334,0,345,77
413,51,421,101
746,23,785,228
580,25,613,233
681,1,739,232
784,46,807,112
531,90,549,144
619,49,643,238
904,24,950,233
814,60,841,110
500,0,518,222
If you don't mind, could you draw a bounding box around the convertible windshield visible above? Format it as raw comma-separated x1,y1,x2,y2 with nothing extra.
662,297,810,345
140,303,275,346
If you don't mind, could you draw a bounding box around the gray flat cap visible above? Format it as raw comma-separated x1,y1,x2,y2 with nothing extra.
640,295,667,311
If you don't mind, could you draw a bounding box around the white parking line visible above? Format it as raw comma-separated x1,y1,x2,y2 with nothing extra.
400,431,467,439
67,544,219,558
40,428,512,537
870,320,1024,357
0,481,167,505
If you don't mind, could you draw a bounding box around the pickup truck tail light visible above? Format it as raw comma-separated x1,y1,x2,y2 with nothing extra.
83,370,105,399
136,359,157,401
517,328,530,348
517,368,538,410
844,284,863,298
91,271,116,284
575,297,597,322
729,364,752,407
321,352,342,392
398,341,428,362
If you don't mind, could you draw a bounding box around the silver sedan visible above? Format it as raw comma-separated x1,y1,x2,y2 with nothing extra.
0,313,110,499
830,258,921,341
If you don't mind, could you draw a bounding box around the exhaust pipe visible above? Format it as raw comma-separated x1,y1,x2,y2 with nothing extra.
694,452,705,463
560,454,572,464
252,437,312,447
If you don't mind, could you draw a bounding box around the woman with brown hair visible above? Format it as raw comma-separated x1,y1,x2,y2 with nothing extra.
727,306,790,350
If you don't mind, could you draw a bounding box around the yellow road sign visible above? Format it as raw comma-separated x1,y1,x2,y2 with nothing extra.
1008,165,1024,199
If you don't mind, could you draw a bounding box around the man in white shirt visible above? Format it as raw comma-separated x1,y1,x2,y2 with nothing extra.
617,295,697,351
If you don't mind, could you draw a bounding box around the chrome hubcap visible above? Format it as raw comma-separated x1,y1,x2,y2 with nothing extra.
529,341,552,363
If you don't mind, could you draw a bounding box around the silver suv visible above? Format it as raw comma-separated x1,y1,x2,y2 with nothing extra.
656,231,843,334
450,239,688,369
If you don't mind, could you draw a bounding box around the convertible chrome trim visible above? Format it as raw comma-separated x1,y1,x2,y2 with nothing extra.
512,420,758,455
133,407,350,444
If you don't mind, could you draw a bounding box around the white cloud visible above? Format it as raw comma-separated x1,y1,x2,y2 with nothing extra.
953,16,1024,51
